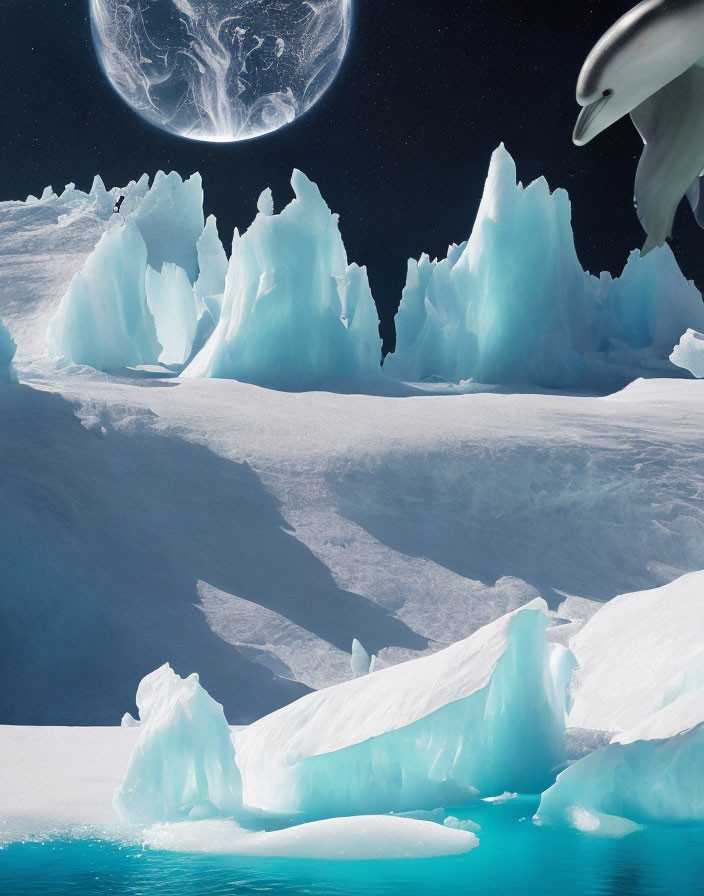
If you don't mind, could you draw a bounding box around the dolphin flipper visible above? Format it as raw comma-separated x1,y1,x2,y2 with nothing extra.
686,174,704,227
630,64,704,254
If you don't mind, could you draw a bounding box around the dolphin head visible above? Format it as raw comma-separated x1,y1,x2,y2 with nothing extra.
574,0,704,145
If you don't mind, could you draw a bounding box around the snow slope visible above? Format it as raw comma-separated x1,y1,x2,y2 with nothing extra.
567,571,704,734
2,371,704,725
0,177,149,362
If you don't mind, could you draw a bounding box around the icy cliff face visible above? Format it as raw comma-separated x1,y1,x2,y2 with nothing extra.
114,663,242,824
235,599,570,816
47,221,161,370
6,154,703,389
182,172,382,389
0,318,17,384
386,145,704,388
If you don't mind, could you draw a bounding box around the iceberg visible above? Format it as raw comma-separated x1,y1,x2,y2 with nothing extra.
114,664,242,823
182,172,382,389
536,573,704,830
47,220,161,370
386,145,704,388
671,328,704,378
234,599,570,816
145,263,198,366
0,317,17,383
536,688,704,829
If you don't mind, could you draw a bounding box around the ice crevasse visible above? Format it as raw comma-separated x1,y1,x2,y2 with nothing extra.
146,263,198,366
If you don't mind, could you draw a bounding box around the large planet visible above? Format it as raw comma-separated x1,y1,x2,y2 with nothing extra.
89,0,352,142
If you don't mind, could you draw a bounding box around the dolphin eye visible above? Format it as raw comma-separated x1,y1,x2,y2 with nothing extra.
602,89,613,97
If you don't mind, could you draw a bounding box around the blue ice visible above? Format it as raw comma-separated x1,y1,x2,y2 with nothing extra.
182,171,382,389
385,145,704,388
0,318,17,384
114,663,242,824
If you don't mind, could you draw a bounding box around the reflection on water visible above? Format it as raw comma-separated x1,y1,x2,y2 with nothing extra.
2,798,704,896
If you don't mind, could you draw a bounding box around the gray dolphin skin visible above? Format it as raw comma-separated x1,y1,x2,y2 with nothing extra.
574,0,704,253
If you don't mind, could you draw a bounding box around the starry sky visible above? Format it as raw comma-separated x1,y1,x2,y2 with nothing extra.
3,0,704,349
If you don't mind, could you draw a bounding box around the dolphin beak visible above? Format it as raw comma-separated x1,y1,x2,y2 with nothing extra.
573,94,611,145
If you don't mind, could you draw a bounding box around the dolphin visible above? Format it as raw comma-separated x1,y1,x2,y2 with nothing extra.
573,0,704,253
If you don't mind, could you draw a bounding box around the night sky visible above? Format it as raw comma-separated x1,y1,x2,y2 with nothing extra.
3,0,704,349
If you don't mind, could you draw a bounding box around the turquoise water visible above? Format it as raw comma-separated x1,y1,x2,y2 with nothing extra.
2,799,704,896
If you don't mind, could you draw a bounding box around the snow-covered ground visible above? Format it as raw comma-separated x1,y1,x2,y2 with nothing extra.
4,369,704,724
0,725,140,845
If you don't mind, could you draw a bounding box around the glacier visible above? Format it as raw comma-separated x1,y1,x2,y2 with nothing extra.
145,263,198,366
182,171,382,389
385,145,704,389
0,317,17,384
234,599,570,817
113,663,242,824
47,220,161,370
671,329,704,378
